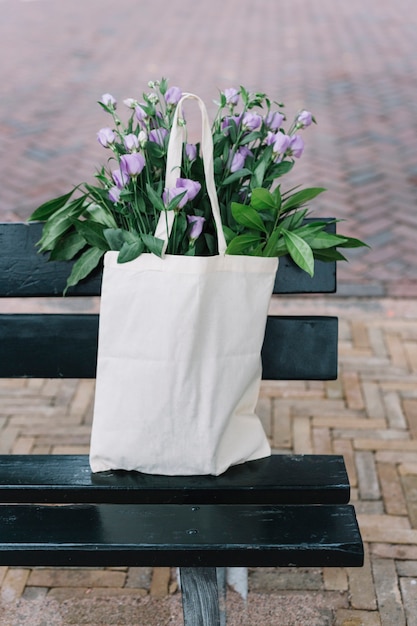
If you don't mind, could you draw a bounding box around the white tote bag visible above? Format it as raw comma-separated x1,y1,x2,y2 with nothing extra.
89,94,278,475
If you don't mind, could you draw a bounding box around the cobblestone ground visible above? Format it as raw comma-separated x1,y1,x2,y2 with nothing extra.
0,297,416,625
1,0,417,296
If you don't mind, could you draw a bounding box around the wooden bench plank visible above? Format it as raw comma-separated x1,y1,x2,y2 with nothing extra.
0,455,350,504
0,503,363,568
0,314,338,380
0,222,336,297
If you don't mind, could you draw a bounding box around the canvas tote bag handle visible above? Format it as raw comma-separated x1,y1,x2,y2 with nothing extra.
154,93,228,255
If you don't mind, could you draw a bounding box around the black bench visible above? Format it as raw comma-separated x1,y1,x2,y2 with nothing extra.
0,222,363,625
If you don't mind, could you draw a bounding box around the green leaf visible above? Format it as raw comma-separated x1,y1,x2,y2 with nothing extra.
263,228,283,257
336,236,369,249
221,168,252,186
145,184,166,212
86,204,118,229
49,231,86,261
226,234,262,255
281,187,326,213
309,232,348,250
28,189,76,222
64,247,105,293
117,240,145,263
103,228,128,251
251,160,267,190
231,202,267,233
282,229,315,276
72,220,109,250
250,188,278,211
141,234,164,257
313,249,348,262
37,196,86,251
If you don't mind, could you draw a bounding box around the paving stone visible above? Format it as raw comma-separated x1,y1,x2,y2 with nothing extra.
335,609,381,625
0,568,30,603
399,577,417,626
150,567,171,597
27,568,126,589
356,451,381,501
372,558,406,626
346,545,377,611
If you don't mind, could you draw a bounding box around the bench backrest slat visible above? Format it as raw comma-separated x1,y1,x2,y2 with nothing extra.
0,222,336,297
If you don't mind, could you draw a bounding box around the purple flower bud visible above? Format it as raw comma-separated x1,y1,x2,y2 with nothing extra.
185,143,197,161
165,86,182,105
238,146,253,159
297,110,313,127
265,111,285,131
148,127,168,146
112,168,130,189
289,134,305,158
109,186,121,203
176,178,201,202
265,131,277,146
221,114,242,133
273,133,291,155
242,112,262,131
120,153,146,177
123,133,140,151
97,127,116,148
123,98,137,109
224,88,239,106
101,93,116,109
230,151,246,173
135,105,148,123
163,186,188,208
187,215,206,241
163,178,201,208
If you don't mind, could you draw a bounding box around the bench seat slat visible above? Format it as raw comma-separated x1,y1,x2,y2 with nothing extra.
0,455,350,505
0,314,338,380
0,503,363,568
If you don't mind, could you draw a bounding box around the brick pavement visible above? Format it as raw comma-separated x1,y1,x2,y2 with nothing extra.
1,0,417,296
0,297,416,625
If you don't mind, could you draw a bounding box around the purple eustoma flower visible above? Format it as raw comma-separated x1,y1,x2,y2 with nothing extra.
185,143,197,161
273,133,291,155
297,110,313,127
123,133,140,151
120,153,146,177
265,111,285,131
165,86,182,105
148,128,168,146
230,151,245,173
242,112,262,131
108,187,121,203
224,88,239,106
135,105,148,123
97,127,116,148
163,178,201,208
221,114,242,133
187,215,206,241
230,146,253,173
112,168,130,189
177,178,201,202
289,135,305,158
101,93,116,109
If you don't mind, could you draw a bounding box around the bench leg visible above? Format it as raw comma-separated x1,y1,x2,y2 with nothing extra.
180,567,221,626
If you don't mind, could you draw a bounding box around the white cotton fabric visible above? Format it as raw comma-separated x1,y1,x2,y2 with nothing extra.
89,251,277,475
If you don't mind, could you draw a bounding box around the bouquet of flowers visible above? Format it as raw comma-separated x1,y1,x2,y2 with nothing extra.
29,78,365,290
